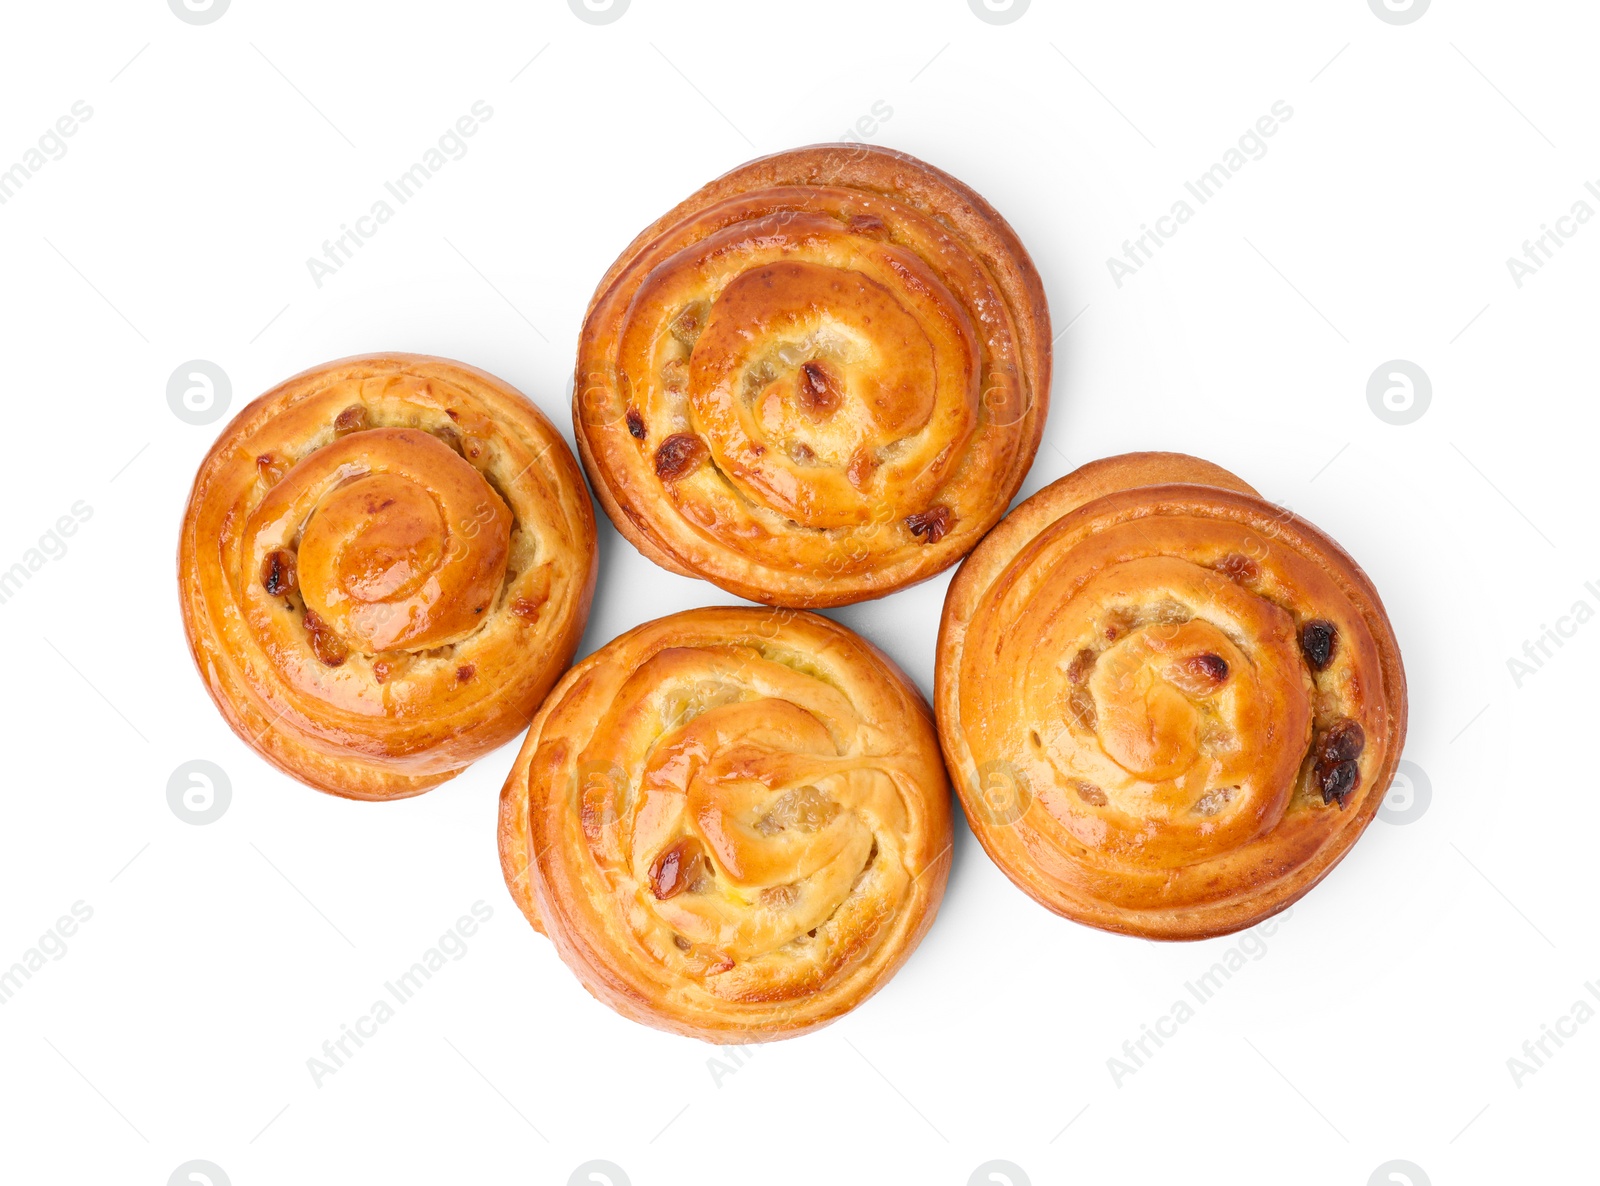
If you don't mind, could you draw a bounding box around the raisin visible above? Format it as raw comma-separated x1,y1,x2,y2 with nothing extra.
846,446,876,489
742,360,778,401
1145,599,1191,626
255,453,287,486
1193,785,1236,816
796,360,841,417
1103,607,1137,641
1319,718,1365,762
333,404,369,436
669,300,708,347
302,610,349,667
1074,780,1108,807
756,786,838,836
654,433,708,481
1215,553,1259,582
1067,647,1099,684
1067,686,1097,731
511,595,545,621
1317,760,1360,807
649,838,706,900
905,505,953,544
1300,619,1338,671
260,549,297,597
625,408,646,439
1313,717,1365,806
760,884,799,909
1185,653,1229,685
431,424,464,455
456,664,475,683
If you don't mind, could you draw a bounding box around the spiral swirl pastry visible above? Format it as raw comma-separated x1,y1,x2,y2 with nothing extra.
574,143,1051,607
936,453,1407,939
179,355,597,800
498,607,951,1040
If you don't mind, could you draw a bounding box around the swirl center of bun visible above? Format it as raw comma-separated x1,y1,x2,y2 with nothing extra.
573,644,913,975
985,526,1322,869
248,427,512,653
1089,617,1249,780
623,215,983,534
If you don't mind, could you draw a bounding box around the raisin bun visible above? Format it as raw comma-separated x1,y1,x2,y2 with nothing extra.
574,143,1051,607
936,453,1407,939
178,354,597,800
498,606,952,1040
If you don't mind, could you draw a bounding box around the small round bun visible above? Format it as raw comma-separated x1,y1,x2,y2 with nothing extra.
498,606,952,1041
178,354,597,799
936,453,1408,939
574,143,1052,607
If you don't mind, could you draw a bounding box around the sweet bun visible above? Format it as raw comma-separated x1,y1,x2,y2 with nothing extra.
574,143,1051,607
936,452,1407,939
498,606,952,1040
178,354,597,799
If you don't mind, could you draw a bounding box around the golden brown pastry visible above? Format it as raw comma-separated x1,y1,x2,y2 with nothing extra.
178,354,597,800
574,143,1051,607
498,606,951,1041
936,453,1407,939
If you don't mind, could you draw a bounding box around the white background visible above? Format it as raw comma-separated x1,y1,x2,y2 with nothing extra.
1,1,1595,1183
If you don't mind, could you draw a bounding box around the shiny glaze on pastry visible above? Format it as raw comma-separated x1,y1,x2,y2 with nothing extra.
936,453,1407,939
498,607,952,1040
575,143,1051,607
179,354,596,799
